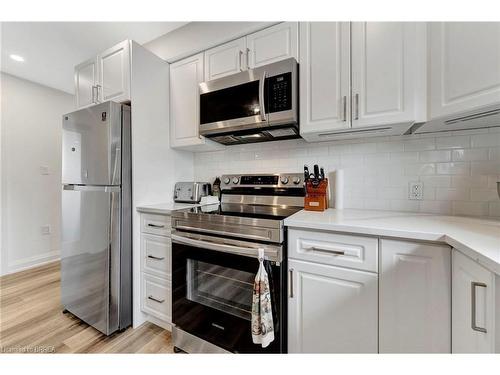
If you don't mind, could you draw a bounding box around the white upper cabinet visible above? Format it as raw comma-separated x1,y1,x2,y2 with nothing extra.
204,37,247,81
246,22,299,68
98,40,131,103
288,259,378,353
351,22,424,128
74,40,131,109
170,53,204,147
299,22,351,139
75,58,98,109
170,54,223,151
452,250,497,353
379,239,451,353
202,22,299,84
430,22,500,119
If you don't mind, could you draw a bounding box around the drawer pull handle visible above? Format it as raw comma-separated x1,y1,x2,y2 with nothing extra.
471,281,487,333
148,295,165,304
289,268,294,298
305,246,345,256
147,255,165,260
147,223,165,228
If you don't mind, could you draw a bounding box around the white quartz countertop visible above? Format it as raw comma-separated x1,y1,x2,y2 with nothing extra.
136,202,200,215
285,209,500,275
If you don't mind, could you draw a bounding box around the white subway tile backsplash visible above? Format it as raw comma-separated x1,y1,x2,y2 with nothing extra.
435,187,470,201
436,162,470,175
471,161,500,176
404,163,436,176
420,175,452,187
451,148,488,162
471,133,500,148
194,128,500,218
404,138,436,151
452,201,490,217
419,150,451,162
435,135,470,149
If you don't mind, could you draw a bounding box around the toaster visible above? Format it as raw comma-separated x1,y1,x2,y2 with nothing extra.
174,182,211,203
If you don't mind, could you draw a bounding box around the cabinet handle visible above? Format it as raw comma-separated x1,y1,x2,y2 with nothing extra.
147,255,165,260
96,84,102,103
354,93,359,120
239,50,244,71
91,85,97,104
148,295,165,304
147,223,165,228
471,281,487,333
289,268,294,298
342,96,347,121
305,246,345,256
246,48,250,70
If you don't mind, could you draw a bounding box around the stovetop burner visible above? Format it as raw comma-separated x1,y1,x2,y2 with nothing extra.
172,173,306,245
187,203,303,221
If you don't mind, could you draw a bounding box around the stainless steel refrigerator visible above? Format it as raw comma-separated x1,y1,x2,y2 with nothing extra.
61,101,132,335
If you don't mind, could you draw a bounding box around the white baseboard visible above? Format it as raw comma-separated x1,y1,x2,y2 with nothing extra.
146,314,172,331
3,250,60,276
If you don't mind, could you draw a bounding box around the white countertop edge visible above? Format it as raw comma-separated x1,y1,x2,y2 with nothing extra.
136,202,200,215
285,209,500,275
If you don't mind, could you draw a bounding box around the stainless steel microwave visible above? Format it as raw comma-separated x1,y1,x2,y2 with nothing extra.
199,58,299,145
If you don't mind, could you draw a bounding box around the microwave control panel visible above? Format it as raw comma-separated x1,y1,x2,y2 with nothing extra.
266,72,292,113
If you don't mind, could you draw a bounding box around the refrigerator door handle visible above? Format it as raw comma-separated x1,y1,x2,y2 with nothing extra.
63,185,120,193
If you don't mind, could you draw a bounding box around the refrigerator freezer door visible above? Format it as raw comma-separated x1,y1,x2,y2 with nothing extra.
61,185,121,335
62,101,122,186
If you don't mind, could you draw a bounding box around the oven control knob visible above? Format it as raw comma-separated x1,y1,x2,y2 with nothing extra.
280,176,289,184
232,177,240,184
223,177,230,184
292,177,302,185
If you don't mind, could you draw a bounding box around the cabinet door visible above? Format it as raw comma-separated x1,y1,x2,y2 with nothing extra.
351,22,422,128
246,22,299,68
379,239,451,353
98,40,131,103
452,250,495,353
288,259,378,353
75,58,98,109
170,53,205,148
299,22,351,137
204,37,246,81
430,22,500,119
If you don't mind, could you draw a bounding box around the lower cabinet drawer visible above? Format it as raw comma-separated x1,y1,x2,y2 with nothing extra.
141,273,171,323
141,213,171,237
288,228,378,272
141,234,171,278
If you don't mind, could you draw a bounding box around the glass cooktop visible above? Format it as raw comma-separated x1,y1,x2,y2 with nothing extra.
185,203,303,221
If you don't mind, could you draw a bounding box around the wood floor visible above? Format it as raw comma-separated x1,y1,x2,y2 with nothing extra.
0,261,173,353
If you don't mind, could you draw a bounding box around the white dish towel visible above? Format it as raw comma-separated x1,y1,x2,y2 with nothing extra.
251,248,275,348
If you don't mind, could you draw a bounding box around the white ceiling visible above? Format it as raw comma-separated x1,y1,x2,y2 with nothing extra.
0,22,188,93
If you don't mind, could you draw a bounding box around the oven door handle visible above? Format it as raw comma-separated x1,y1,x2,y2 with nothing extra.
171,233,280,263
175,225,274,243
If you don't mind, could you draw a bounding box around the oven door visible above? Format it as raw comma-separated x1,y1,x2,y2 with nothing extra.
171,232,284,353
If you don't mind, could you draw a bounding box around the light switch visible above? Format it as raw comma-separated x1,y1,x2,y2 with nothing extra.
41,225,51,235
40,166,49,175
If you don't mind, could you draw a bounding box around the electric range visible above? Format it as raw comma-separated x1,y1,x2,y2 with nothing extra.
170,173,305,354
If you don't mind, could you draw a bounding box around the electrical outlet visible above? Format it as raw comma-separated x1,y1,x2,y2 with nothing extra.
41,225,51,235
408,181,423,200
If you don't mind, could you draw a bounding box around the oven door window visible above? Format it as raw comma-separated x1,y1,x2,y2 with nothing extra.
187,259,254,321
200,80,260,124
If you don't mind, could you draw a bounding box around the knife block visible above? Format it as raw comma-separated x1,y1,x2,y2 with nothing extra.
304,179,329,211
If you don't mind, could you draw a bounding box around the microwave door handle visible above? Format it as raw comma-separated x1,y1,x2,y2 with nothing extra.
259,71,267,122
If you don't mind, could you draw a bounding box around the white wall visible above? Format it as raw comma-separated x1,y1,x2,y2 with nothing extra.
144,22,277,62
193,128,500,218
1,73,74,275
